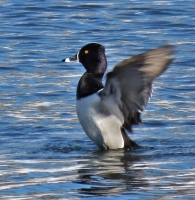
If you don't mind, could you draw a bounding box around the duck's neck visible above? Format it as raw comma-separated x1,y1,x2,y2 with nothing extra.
76,72,104,99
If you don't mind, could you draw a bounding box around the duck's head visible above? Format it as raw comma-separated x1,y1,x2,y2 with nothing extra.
62,43,107,74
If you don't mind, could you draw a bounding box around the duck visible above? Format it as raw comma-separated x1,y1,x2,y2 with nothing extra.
62,43,174,150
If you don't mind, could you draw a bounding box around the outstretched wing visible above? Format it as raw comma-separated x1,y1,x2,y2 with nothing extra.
100,45,174,132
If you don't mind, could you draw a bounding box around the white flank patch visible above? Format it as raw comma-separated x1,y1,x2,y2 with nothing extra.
76,93,124,149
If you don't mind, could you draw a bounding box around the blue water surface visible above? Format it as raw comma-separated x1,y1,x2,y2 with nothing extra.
1,0,195,199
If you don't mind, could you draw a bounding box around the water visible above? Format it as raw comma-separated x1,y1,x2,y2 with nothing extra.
1,0,195,199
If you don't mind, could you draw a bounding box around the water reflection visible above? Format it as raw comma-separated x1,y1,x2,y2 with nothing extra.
76,150,148,196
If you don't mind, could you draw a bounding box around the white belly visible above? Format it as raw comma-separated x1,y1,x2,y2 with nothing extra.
76,93,124,150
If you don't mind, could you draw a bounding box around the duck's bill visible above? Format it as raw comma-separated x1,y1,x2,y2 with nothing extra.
62,53,78,62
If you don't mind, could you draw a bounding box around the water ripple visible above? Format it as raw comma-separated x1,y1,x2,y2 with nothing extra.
0,0,195,199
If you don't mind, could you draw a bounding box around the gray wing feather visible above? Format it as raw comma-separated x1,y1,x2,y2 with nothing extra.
100,45,174,132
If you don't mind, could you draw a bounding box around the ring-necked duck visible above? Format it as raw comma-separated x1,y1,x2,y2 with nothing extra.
62,43,174,150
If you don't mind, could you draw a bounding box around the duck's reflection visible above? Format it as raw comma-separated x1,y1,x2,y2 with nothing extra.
75,149,148,196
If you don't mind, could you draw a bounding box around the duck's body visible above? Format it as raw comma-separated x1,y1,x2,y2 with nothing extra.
77,91,125,149
62,43,174,150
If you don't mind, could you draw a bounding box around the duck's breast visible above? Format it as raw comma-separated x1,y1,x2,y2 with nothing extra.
76,93,124,149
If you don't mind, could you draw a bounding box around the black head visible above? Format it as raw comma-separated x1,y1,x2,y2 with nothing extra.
63,43,107,74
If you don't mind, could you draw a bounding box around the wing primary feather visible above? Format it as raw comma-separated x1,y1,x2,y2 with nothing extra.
101,45,174,133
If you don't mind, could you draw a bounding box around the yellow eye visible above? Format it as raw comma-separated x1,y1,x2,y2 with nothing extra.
84,50,89,54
